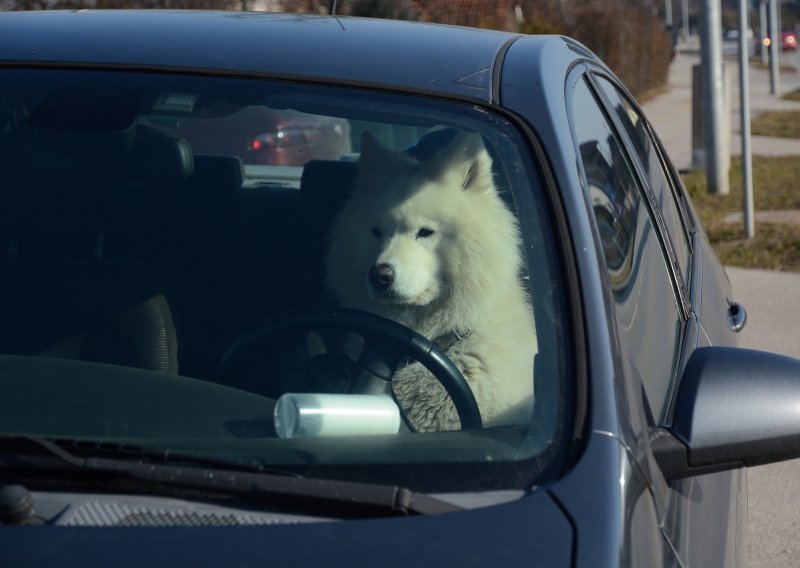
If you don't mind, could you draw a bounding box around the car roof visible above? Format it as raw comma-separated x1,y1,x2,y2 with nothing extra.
0,10,565,103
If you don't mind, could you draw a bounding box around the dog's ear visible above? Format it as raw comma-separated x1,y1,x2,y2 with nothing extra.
428,132,496,195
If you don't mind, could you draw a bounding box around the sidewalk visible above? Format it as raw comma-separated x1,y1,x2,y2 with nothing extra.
642,36,800,170
641,35,800,232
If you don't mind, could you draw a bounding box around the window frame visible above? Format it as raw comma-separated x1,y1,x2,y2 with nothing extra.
566,66,689,422
584,69,693,321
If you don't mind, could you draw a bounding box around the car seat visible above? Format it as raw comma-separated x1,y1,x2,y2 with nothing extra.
0,121,190,374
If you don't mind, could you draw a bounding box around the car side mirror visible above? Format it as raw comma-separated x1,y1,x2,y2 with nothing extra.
652,346,800,481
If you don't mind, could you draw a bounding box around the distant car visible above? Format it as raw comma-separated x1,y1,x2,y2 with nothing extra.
144,106,351,167
2,9,800,568
782,29,798,51
723,28,753,42
754,30,797,53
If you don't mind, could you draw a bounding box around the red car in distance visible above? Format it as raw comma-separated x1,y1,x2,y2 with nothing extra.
154,106,352,167
782,30,798,51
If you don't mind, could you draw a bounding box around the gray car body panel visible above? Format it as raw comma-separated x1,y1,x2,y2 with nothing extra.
0,10,512,102
500,34,746,567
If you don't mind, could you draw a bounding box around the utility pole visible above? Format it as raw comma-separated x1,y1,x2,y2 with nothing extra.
760,0,769,66
738,0,755,238
699,0,729,194
683,0,690,39
769,0,780,94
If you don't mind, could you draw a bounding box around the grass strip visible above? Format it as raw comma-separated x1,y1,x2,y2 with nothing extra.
751,110,800,138
681,156,800,271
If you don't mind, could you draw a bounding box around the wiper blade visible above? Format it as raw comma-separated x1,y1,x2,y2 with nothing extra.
0,433,461,516
0,432,291,475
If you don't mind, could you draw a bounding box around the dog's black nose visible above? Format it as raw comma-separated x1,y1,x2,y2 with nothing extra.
369,263,395,289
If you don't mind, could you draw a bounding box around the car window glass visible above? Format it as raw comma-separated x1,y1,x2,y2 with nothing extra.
594,75,691,290
571,77,682,420
0,68,568,491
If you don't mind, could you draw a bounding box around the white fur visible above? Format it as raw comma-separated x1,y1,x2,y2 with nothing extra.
325,131,537,431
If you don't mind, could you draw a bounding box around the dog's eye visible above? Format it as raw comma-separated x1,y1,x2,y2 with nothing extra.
371,227,382,239
416,227,435,239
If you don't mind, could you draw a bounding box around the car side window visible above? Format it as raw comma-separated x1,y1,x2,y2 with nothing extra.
571,77,683,420
593,76,692,291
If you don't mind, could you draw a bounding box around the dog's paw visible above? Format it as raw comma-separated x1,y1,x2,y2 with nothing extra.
392,362,461,432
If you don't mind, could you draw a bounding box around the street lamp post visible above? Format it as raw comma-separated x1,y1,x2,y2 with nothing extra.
683,0,689,39
739,0,755,238
761,0,769,66
769,0,780,94
700,0,729,195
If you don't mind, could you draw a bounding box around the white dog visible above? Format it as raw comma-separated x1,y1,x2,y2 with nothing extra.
325,130,537,431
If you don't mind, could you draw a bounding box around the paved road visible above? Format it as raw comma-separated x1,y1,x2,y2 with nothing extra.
642,38,800,567
728,267,800,568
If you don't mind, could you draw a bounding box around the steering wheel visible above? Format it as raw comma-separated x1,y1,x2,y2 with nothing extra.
213,307,482,429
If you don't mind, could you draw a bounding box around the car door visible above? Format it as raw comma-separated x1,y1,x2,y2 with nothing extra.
570,68,746,566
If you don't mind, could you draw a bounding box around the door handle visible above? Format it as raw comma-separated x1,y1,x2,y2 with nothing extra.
727,301,747,333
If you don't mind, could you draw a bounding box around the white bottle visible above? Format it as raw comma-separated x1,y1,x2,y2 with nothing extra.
273,393,402,438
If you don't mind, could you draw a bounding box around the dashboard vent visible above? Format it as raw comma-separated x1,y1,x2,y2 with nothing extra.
62,501,279,527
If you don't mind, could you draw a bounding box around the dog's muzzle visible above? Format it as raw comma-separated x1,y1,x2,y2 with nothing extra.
369,263,395,291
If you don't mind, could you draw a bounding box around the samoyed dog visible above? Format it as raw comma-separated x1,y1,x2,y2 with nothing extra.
325,130,537,432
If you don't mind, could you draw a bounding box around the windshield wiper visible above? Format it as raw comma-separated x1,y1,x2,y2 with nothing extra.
1,433,290,476
0,433,462,516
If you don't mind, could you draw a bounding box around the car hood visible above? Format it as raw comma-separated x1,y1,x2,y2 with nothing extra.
4,491,572,567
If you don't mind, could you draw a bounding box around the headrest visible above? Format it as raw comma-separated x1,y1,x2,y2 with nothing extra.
3,126,193,241
300,160,359,206
26,122,193,185
192,155,244,192
179,155,243,219
128,125,194,184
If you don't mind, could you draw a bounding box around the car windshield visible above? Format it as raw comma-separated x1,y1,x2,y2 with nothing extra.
0,68,569,492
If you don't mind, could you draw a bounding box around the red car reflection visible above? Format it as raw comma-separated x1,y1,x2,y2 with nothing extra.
161,106,352,167
782,30,797,51
246,114,351,166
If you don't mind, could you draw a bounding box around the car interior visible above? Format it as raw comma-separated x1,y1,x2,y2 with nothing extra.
0,69,571,485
